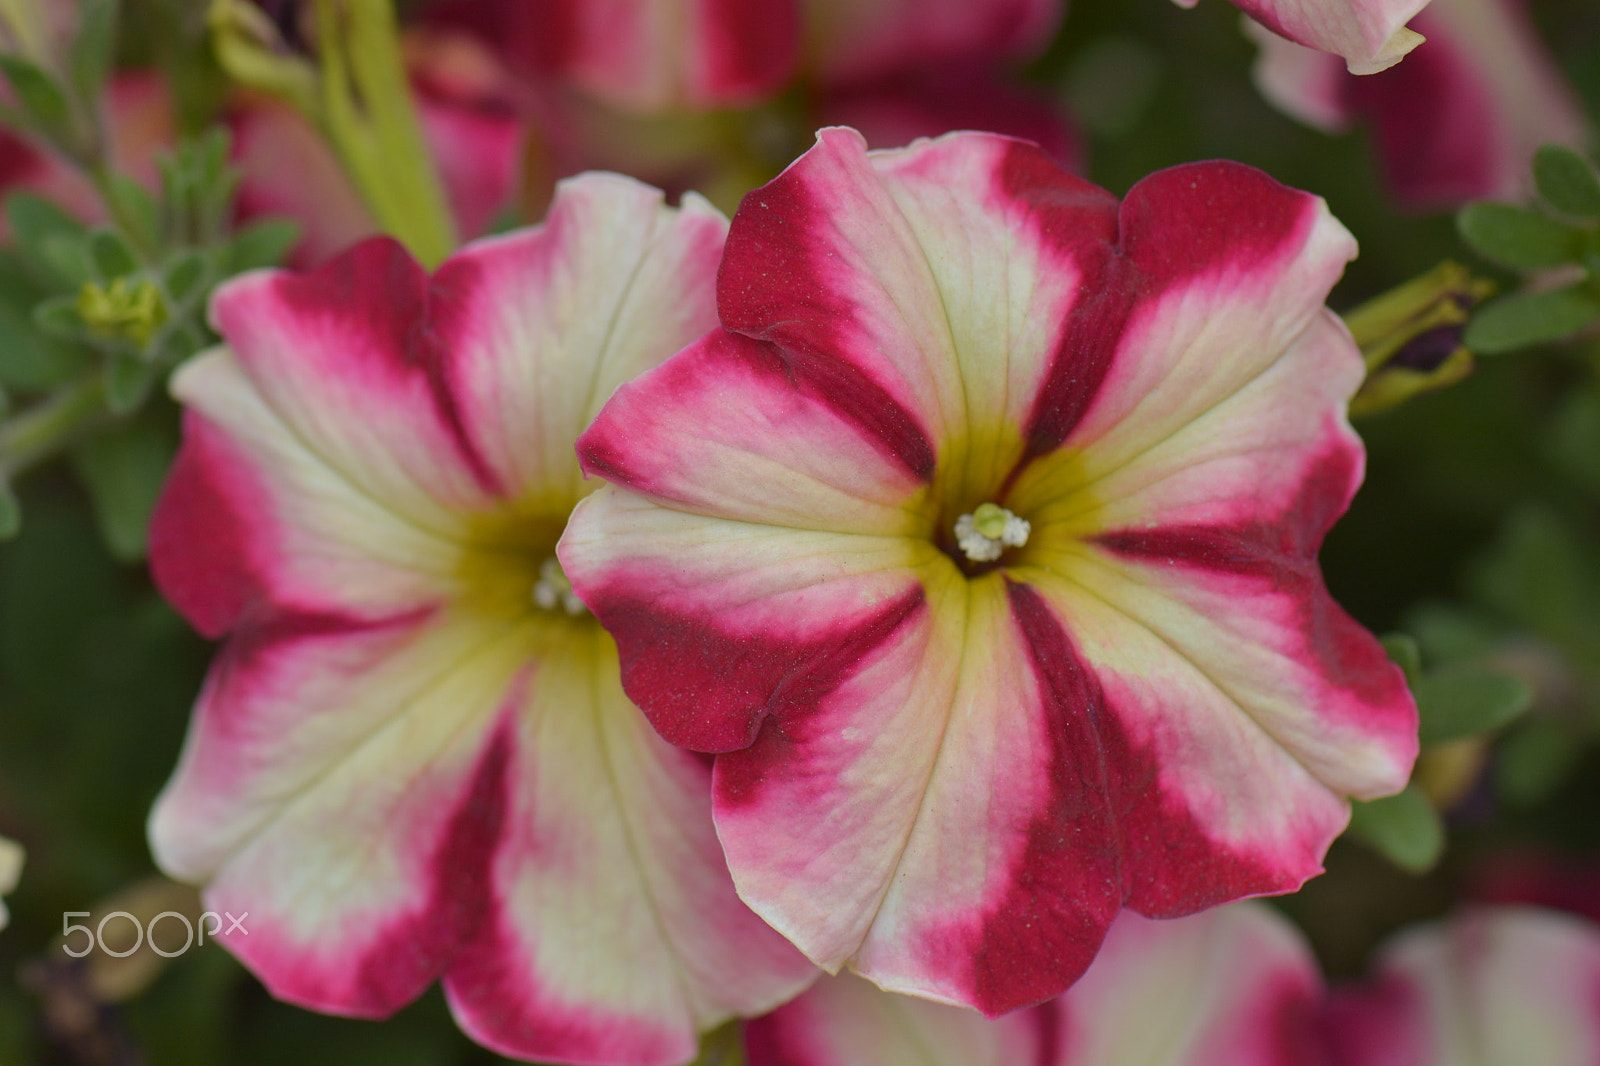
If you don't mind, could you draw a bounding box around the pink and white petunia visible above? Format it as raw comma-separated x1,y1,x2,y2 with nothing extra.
1248,0,1590,210
1179,0,1428,74
745,902,1325,1066
561,127,1417,1015
147,174,815,1066
1323,908,1600,1066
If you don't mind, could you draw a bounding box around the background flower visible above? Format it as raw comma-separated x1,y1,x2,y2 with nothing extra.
145,174,813,1065
562,127,1417,1015
1248,0,1590,210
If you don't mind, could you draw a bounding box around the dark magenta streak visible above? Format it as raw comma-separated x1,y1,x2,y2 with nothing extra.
593,584,927,758
955,581,1285,1015
273,237,503,497
1010,148,1315,468
348,719,513,1012
718,157,936,481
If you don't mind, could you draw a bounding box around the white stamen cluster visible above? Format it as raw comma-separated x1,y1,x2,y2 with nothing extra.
532,556,588,616
954,503,1030,563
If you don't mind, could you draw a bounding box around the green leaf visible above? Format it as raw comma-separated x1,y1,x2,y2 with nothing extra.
104,351,158,414
33,295,86,339
1496,719,1585,807
6,193,92,289
0,479,19,539
70,0,120,106
1545,387,1600,495
88,229,139,280
223,219,300,274
0,302,90,391
1464,283,1600,354
0,54,71,132
68,411,178,560
1414,666,1534,746
1347,784,1445,874
1533,144,1600,218
106,174,159,252
163,251,207,306
1457,203,1584,270
1381,633,1422,683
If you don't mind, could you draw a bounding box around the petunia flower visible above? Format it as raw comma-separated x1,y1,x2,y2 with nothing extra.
146,174,815,1066
1322,908,1600,1065
560,127,1418,1015
1247,0,1590,210
745,902,1325,1065
1183,0,1430,74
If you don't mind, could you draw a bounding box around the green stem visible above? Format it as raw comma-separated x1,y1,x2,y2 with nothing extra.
0,375,109,480
313,0,456,267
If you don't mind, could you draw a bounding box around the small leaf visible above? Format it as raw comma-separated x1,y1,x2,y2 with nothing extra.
1457,203,1584,270
70,0,119,106
106,174,159,251
88,229,139,280
163,252,207,306
104,351,157,414
1414,666,1534,746
6,193,92,289
68,411,178,560
1533,144,1600,218
223,218,299,274
1381,633,1422,684
1464,283,1600,354
0,54,70,131
1496,719,1585,807
33,295,86,339
1347,784,1445,874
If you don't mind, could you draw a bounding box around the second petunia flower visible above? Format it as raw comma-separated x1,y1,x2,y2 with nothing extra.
561,128,1419,1016
146,174,815,1066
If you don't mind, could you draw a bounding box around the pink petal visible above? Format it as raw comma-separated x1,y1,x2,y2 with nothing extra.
434,174,728,504
747,903,1324,1065
564,129,1415,1015
445,630,815,1066
1193,0,1429,74
1326,908,1600,1066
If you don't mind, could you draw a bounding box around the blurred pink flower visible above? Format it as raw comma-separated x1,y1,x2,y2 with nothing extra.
561,127,1416,1015
746,903,1325,1066
1322,908,1600,1065
1249,0,1590,210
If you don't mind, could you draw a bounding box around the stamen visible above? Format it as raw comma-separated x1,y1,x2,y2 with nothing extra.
954,503,1029,563
532,556,588,616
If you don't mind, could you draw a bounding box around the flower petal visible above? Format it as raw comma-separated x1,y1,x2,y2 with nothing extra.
746,902,1324,1066
1196,0,1428,74
445,626,815,1066
435,173,727,505
149,608,529,1014
1326,908,1600,1066
561,488,930,752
